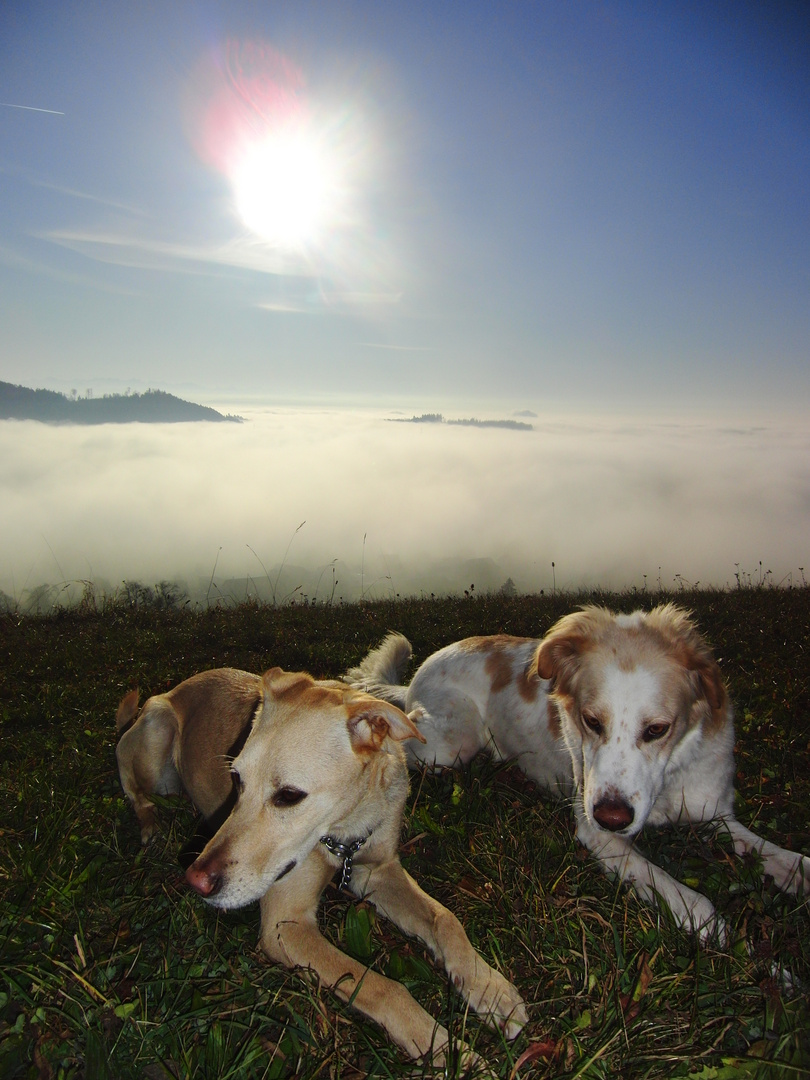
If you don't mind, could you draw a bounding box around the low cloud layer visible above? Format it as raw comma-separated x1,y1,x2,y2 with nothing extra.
2,407,808,608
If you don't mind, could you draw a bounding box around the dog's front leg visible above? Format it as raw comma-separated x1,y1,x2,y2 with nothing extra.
352,858,527,1039
257,857,465,1066
576,817,725,943
717,817,810,895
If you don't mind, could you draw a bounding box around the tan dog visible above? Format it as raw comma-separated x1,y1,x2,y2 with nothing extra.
346,606,810,941
115,667,527,1064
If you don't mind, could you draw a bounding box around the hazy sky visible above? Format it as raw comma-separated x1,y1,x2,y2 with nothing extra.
2,1,809,415
2,3,808,601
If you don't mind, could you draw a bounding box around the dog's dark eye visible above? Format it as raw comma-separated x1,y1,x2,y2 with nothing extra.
582,712,603,735
271,786,308,808
230,769,244,794
642,723,670,742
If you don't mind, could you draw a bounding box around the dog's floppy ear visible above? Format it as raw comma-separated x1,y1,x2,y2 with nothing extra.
262,667,315,697
676,639,727,723
691,654,726,715
346,695,427,752
536,606,614,687
536,634,585,683
536,609,601,686
647,604,728,723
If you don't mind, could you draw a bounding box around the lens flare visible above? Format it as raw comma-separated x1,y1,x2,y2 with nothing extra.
187,39,339,250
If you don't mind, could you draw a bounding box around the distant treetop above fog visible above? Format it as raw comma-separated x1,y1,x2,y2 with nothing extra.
0,382,242,424
391,413,533,431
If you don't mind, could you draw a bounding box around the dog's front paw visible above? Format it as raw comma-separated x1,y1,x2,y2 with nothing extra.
642,873,725,945
138,809,159,845
765,850,810,896
696,910,727,947
463,967,528,1040
676,891,726,946
418,1027,489,1075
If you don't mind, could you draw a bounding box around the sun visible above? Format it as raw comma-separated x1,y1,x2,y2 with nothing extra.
187,40,351,252
232,129,336,249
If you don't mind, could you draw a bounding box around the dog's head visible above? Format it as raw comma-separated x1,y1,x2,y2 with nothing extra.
185,668,424,908
536,604,728,837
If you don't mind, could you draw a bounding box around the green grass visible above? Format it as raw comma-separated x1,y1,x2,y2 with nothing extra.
1,587,809,1078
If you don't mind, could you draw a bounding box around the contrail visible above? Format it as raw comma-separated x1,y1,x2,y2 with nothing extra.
1,103,65,115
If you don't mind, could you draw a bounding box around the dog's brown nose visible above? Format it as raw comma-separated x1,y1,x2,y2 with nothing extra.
593,796,634,832
185,860,224,897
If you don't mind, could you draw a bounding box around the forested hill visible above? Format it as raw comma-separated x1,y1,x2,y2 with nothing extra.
0,382,242,424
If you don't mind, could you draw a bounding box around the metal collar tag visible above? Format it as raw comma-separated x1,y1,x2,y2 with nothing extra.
320,833,368,889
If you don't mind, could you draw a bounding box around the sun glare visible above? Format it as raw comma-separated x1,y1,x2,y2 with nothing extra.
187,40,369,257
233,130,335,248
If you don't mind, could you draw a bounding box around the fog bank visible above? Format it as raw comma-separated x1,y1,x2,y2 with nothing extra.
2,407,808,608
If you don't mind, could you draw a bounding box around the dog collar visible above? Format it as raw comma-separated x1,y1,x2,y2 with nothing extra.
320,833,368,890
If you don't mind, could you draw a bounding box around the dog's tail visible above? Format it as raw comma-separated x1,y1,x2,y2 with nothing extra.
115,688,140,736
344,632,413,710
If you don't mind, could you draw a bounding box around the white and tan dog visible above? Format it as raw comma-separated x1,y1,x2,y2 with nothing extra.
115,667,527,1064
346,605,810,941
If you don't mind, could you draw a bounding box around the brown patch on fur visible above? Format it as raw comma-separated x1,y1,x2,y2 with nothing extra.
459,634,534,654
485,647,514,694
457,636,534,696
517,662,541,703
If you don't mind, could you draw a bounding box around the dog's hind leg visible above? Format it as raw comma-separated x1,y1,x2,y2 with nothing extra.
404,692,489,770
258,857,473,1066
115,696,180,844
353,858,528,1040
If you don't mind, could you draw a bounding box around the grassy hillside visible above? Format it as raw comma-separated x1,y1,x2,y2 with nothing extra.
1,588,808,1078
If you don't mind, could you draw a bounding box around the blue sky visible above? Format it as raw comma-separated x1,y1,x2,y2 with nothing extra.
1,0,809,414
